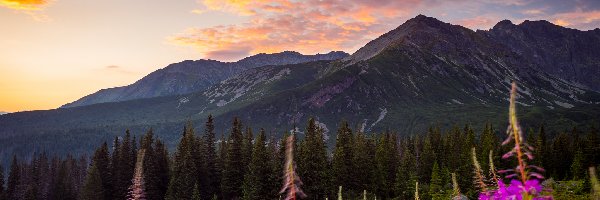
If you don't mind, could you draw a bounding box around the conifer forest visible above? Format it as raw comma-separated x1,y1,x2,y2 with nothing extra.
1,84,599,200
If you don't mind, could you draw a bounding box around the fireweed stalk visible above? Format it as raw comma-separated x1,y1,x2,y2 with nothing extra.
479,82,551,200
280,135,306,200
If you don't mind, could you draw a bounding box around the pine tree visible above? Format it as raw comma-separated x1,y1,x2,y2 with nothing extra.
332,120,356,195
221,117,245,199
551,132,572,179
243,129,274,200
535,125,548,169
429,162,442,199
115,130,136,199
480,123,498,172
90,142,112,200
110,136,122,200
153,139,170,200
297,118,331,199
166,122,198,200
80,165,104,200
570,149,585,180
141,129,168,200
202,115,220,199
192,184,201,200
376,132,398,198
396,139,415,200
242,127,254,175
0,163,4,200
6,155,19,200
353,128,376,194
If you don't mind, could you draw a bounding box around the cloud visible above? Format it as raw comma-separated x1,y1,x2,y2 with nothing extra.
549,10,600,30
102,65,134,75
171,0,600,61
0,0,53,21
205,48,253,61
455,16,500,30
0,0,50,10
170,0,418,61
105,65,120,69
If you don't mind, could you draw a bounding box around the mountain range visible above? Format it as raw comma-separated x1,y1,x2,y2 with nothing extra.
62,51,349,108
1,15,599,165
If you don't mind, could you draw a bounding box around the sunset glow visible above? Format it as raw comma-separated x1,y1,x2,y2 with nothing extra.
2,0,600,112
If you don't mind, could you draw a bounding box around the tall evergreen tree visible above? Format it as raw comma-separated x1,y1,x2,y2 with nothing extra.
141,129,169,200
353,128,375,194
6,156,19,200
429,162,443,200
395,138,416,200
80,165,104,200
92,142,112,200
375,132,399,198
0,164,4,200
298,118,332,199
242,127,254,175
332,120,356,196
202,115,220,199
221,117,245,199
166,122,198,200
243,129,274,200
535,125,548,169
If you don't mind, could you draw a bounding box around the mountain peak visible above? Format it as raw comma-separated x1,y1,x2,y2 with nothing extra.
407,14,444,24
493,19,515,30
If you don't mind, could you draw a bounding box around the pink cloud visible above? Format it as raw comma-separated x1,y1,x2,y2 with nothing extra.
549,10,600,30
455,16,500,30
170,0,419,61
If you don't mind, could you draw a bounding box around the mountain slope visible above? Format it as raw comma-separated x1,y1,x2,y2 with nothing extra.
61,51,349,108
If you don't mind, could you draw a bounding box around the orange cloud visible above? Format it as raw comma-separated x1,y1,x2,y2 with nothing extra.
455,16,499,30
550,10,600,30
0,0,50,11
172,0,418,61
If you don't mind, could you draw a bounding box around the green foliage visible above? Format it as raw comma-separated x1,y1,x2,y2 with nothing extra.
166,122,198,200
201,114,220,199
332,121,356,195
80,165,104,200
297,118,331,199
221,117,245,199
243,129,276,200
429,162,442,199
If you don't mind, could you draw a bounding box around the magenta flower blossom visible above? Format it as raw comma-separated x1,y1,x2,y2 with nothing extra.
480,180,550,200
479,82,552,200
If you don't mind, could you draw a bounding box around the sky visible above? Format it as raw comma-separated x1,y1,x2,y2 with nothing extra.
1,0,600,113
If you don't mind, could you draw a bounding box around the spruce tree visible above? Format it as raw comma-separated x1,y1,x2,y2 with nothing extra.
535,125,548,169
0,164,4,200
376,132,399,198
353,128,375,194
242,127,254,175
6,156,19,200
192,184,201,200
570,149,585,180
153,139,170,199
221,117,245,199
80,165,104,200
332,120,356,196
166,122,198,200
243,129,274,200
91,142,112,200
429,162,442,199
298,118,331,199
141,129,168,200
202,115,220,199
395,139,415,200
